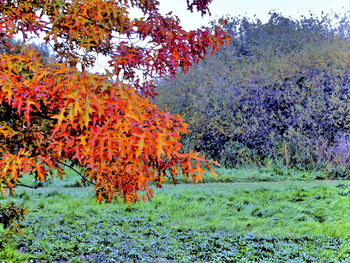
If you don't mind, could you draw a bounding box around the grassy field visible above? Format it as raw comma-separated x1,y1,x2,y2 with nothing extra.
0,168,350,262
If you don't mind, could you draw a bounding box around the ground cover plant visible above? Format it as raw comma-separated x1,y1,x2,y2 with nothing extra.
0,170,349,262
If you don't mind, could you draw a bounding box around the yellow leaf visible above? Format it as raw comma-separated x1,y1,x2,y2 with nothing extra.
211,170,219,181
52,109,66,128
135,135,144,158
84,98,94,127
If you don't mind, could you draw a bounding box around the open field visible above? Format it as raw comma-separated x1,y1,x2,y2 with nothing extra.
1,169,349,262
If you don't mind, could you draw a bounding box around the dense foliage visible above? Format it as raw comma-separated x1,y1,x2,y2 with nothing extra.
0,0,231,204
156,13,350,169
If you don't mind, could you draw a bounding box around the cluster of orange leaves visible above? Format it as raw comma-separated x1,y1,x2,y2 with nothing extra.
0,0,228,203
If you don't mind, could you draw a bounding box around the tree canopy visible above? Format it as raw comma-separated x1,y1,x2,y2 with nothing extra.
0,0,230,203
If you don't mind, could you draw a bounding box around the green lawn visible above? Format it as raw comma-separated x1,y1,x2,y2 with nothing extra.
0,169,349,262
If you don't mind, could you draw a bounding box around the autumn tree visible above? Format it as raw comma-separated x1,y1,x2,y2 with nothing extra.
0,0,230,205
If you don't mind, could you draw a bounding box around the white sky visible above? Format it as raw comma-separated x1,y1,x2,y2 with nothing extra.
158,0,349,30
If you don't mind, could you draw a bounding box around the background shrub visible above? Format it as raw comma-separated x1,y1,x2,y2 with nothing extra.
155,12,350,169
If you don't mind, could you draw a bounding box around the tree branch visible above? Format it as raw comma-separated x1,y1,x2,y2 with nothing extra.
31,112,57,122
16,183,38,189
57,160,96,186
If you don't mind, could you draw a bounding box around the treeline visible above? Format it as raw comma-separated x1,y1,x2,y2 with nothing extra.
155,13,350,171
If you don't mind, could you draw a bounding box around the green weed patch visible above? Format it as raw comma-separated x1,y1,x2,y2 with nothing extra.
1,177,349,262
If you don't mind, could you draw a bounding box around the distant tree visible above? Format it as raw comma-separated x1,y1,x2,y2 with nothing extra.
156,13,350,167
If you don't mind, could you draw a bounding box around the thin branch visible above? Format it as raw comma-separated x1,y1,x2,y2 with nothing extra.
31,112,57,122
16,183,38,189
57,160,96,186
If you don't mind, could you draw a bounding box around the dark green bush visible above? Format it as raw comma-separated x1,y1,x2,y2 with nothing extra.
156,12,350,170
0,202,27,235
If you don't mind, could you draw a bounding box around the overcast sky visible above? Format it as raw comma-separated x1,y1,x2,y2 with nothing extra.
157,0,349,30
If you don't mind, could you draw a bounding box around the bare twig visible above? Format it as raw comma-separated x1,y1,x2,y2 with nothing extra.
57,160,96,185
16,183,38,189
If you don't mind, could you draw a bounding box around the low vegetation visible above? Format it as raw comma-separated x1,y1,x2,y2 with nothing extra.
1,169,349,262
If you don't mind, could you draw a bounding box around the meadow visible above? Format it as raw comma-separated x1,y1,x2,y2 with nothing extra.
1,168,349,262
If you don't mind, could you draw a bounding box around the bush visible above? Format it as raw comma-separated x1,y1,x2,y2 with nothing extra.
156,12,350,169
0,202,27,235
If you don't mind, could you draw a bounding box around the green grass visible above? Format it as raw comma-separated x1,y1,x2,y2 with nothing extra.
160,166,328,184
0,168,350,262
14,165,329,187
